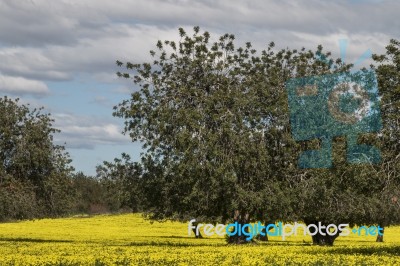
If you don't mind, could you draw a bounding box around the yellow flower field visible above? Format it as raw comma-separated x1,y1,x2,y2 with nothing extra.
0,214,399,265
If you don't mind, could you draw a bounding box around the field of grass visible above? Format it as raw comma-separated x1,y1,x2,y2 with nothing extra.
0,213,399,265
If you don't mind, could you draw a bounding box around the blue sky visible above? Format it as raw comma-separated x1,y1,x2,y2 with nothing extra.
1,0,398,176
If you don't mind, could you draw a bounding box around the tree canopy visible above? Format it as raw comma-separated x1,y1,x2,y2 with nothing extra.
0,97,75,220
114,27,400,245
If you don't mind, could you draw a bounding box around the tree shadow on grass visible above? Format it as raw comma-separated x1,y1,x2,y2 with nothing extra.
157,236,203,240
324,246,400,256
0,237,73,243
126,241,226,247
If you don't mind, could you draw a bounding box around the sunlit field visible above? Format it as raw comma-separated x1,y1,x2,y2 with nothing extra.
0,214,399,265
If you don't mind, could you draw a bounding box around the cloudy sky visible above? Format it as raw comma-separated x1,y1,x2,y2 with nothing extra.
1,0,398,176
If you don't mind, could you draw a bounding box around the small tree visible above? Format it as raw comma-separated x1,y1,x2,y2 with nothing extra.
72,172,108,214
0,97,75,220
96,153,144,212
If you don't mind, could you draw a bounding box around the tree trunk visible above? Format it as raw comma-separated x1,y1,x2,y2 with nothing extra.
305,219,340,246
376,226,384,242
227,210,252,244
310,231,339,246
191,221,203,238
255,228,268,241
256,220,274,241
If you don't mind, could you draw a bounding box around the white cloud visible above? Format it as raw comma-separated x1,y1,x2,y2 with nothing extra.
0,24,177,82
0,74,49,96
1,0,398,86
112,86,134,95
0,48,71,81
53,113,130,149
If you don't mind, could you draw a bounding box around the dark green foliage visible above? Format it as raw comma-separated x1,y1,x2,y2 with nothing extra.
371,39,400,227
0,174,39,220
96,153,144,212
0,97,75,221
114,27,298,223
72,172,109,214
113,27,400,245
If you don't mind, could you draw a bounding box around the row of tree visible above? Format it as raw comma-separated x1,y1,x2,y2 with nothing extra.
1,27,398,246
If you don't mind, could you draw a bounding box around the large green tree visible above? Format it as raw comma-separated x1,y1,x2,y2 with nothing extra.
114,27,400,245
114,27,299,226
